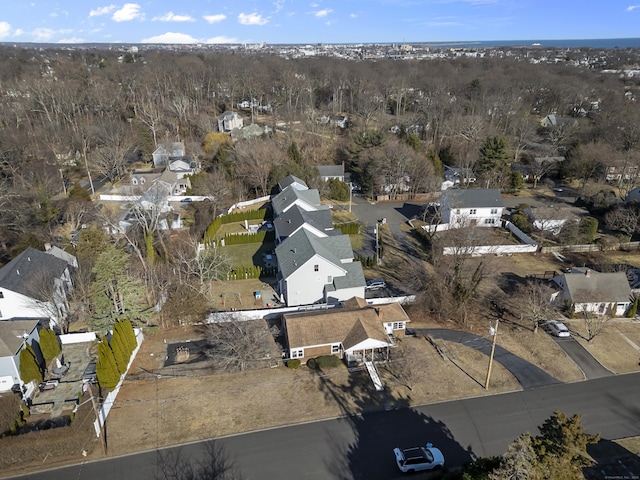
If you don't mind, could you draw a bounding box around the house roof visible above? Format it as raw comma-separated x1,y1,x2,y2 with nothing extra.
284,299,408,350
274,205,336,239
153,142,184,157
275,229,352,279
443,188,504,209
46,246,78,268
0,319,40,357
332,262,366,290
555,269,632,304
0,247,69,299
278,175,308,191
219,110,240,120
317,164,344,179
271,185,325,217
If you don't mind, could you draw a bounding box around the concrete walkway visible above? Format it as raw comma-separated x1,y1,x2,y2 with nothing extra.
413,328,562,389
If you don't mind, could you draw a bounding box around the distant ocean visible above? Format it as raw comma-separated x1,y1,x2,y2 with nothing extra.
425,38,640,49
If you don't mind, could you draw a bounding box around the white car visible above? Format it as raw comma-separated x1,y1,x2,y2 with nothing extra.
393,443,444,473
365,279,387,291
547,320,571,337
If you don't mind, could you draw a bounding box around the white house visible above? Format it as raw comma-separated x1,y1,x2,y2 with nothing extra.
440,188,504,228
273,205,337,243
218,111,243,133
152,142,185,168
271,184,329,218
0,319,41,393
317,164,345,182
275,229,365,307
551,268,633,316
0,247,76,329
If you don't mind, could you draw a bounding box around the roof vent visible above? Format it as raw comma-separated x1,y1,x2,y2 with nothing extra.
585,269,590,277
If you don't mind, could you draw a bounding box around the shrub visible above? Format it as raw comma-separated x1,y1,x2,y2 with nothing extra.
39,328,61,363
287,359,301,369
308,355,342,370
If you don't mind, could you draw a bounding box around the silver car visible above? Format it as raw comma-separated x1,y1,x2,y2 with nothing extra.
547,320,571,337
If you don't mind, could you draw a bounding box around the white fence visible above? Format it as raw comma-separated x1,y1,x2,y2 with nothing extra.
226,195,271,214
93,328,143,437
437,221,539,256
59,332,97,344
99,194,212,202
205,295,416,323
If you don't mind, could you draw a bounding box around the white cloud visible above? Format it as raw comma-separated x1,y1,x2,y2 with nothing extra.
89,4,117,17
153,12,195,22
14,28,24,36
31,28,56,41
626,4,640,11
141,32,198,43
203,14,227,24
112,3,144,22
273,0,285,13
350,13,357,18
205,36,239,44
0,22,10,39
314,8,332,18
58,37,85,44
238,12,269,25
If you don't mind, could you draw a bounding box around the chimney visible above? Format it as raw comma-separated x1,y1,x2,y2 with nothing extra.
45,243,52,252
585,269,590,277
375,307,382,318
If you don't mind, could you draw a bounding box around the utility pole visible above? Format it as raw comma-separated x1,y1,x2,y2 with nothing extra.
484,319,499,390
88,385,108,455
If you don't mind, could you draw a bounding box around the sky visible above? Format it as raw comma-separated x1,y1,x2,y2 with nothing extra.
0,1,638,45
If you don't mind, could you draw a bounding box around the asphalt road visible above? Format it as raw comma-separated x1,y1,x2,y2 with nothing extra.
12,372,640,480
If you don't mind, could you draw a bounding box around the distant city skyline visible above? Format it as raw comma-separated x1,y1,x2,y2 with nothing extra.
0,1,638,45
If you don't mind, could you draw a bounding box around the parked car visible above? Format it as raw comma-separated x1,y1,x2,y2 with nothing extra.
547,320,571,337
365,279,387,291
393,443,445,473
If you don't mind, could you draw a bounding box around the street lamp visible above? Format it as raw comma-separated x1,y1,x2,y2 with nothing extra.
74,384,108,455
484,319,499,390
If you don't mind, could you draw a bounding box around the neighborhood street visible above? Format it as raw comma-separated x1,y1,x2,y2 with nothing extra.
11,372,640,480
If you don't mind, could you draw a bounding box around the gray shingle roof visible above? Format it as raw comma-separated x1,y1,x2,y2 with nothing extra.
278,175,307,191
333,262,365,289
0,319,40,357
317,164,344,179
443,188,504,209
274,205,335,239
271,185,325,217
0,247,69,299
558,269,632,304
275,229,353,279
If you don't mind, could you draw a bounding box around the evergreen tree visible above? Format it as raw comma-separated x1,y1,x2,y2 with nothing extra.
478,136,512,189
90,245,149,331
111,323,130,373
19,344,43,384
96,341,120,390
532,411,599,480
122,319,137,352
287,141,303,165
579,216,599,243
39,328,61,363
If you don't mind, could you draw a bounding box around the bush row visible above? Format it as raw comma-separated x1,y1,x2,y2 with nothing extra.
204,209,267,242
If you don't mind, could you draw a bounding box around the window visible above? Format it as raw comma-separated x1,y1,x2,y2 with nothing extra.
392,322,404,330
331,344,340,354
140,177,146,184
327,276,332,283
314,264,319,272
0,291,3,298
455,209,460,214
469,208,477,215
491,208,498,214
291,349,304,359
132,177,138,185
484,218,495,224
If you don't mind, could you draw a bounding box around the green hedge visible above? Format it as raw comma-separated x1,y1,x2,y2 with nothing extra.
227,265,277,280
306,355,343,370
204,209,268,243
287,359,301,369
219,230,275,246
336,223,360,235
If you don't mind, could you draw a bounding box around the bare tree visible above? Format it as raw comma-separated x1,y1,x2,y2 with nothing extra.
515,279,556,332
233,138,285,197
90,119,134,183
582,311,611,342
172,237,231,296
204,318,273,372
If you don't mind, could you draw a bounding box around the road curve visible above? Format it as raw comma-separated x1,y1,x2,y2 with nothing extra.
415,328,561,389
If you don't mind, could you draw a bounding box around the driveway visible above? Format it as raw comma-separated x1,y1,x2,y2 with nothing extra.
549,336,613,379
413,328,561,389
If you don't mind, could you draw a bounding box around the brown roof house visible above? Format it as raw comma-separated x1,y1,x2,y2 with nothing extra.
283,297,410,365
551,268,633,316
